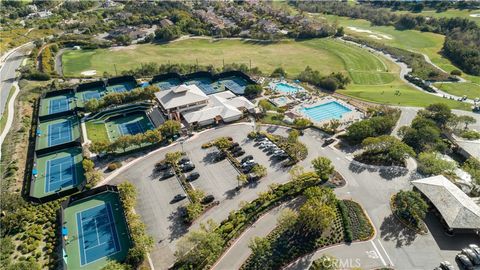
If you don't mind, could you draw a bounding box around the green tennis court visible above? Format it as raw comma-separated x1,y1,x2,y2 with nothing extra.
105,113,154,142
39,93,75,116
106,81,137,93
31,148,85,199
36,116,81,150
63,191,131,269
75,86,107,107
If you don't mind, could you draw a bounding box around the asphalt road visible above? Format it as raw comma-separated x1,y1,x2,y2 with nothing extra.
0,45,31,116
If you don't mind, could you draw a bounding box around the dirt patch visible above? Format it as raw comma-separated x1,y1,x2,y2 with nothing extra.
109,44,138,51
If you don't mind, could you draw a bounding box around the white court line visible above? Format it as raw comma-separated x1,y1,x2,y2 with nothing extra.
377,239,394,266
370,240,386,266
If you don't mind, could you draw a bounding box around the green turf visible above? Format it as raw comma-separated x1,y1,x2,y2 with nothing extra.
433,82,480,100
85,121,109,144
63,191,131,270
31,147,85,199
39,93,75,116
36,116,81,150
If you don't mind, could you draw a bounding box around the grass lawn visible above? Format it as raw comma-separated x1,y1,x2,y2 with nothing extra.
63,37,472,110
85,121,109,144
394,9,480,26
434,82,480,100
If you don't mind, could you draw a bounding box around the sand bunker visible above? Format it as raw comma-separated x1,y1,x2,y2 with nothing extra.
81,70,96,76
368,34,382,40
348,26,393,40
109,45,138,52
470,13,480,18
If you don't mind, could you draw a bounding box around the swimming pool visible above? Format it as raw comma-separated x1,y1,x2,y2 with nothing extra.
274,82,301,94
301,101,352,122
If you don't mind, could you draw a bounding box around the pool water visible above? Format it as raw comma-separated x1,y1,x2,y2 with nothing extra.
301,101,352,122
275,82,300,94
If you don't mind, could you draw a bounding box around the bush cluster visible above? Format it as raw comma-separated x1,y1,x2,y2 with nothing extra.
82,159,103,188
297,66,351,91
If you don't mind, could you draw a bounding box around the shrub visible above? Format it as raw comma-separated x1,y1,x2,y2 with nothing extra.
459,129,480,140
107,162,122,171
337,201,352,242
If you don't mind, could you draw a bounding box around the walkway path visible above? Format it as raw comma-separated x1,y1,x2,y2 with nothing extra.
0,82,19,161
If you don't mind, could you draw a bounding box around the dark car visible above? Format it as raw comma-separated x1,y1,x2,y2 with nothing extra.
156,162,171,171
161,169,175,179
322,138,336,147
241,155,253,163
201,194,215,204
179,157,190,165
186,172,200,181
456,254,474,270
247,173,260,182
462,248,480,265
171,194,187,203
242,163,257,173
228,142,239,150
181,163,195,172
439,261,454,270
469,244,480,256
231,146,243,153
232,150,245,157
273,153,289,160
214,151,227,162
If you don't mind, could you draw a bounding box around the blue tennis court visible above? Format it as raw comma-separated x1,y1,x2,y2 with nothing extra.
48,121,72,146
118,121,144,136
83,92,101,101
45,156,76,192
49,98,69,114
76,203,121,266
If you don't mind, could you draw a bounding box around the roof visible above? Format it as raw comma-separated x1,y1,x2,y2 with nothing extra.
182,91,255,124
412,175,480,230
154,84,208,110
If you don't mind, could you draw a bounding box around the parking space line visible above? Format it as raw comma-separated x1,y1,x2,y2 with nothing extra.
377,239,394,267
370,240,387,266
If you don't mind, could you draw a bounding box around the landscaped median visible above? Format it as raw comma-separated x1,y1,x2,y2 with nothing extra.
390,190,429,235
172,156,358,270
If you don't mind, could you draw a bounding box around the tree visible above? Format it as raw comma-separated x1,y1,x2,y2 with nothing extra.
165,151,182,165
155,25,182,41
159,120,181,139
310,255,337,270
293,118,312,128
126,246,146,268
289,165,305,181
417,152,455,176
101,261,131,270
175,220,224,266
271,67,286,78
457,115,476,129
248,236,273,268
421,103,453,128
288,129,300,143
90,141,109,153
187,189,206,204
82,159,95,171
303,186,337,206
251,164,267,178
113,136,134,152
462,157,480,185
359,135,415,166
237,174,248,186
276,208,298,230
299,200,336,233
214,137,232,149
393,190,428,227
185,202,203,222
244,84,262,97
311,157,334,180
143,129,162,144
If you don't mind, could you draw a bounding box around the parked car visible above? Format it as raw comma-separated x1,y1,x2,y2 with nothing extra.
214,151,227,161
201,194,215,204
231,146,243,153
233,150,245,157
186,172,200,182
179,157,190,165
456,254,474,270
241,155,253,163
171,194,187,203
439,261,454,270
242,163,257,173
247,173,260,182
273,153,289,160
469,244,480,256
462,248,480,265
242,160,256,167
181,163,195,172
161,169,175,179
322,138,336,147
156,162,171,171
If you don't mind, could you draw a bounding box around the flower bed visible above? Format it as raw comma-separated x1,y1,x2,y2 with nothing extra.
343,200,374,241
